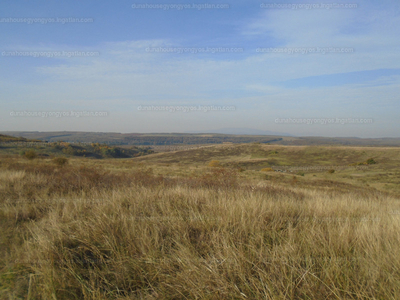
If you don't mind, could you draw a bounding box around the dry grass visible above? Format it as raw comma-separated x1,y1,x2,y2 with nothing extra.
1,153,400,299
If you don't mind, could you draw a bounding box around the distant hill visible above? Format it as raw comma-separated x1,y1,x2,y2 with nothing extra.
0,131,285,145
0,131,141,144
1,131,400,147
0,133,153,158
186,128,293,136
0,133,41,143
0,134,27,142
277,136,400,147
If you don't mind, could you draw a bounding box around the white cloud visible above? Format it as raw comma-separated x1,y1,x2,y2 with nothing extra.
1,1,399,136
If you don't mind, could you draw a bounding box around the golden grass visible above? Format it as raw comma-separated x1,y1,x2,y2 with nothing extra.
1,151,400,299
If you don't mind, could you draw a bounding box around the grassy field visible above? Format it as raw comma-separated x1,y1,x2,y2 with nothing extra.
1,143,400,299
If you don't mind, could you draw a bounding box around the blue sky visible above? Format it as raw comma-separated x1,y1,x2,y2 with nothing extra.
0,0,399,137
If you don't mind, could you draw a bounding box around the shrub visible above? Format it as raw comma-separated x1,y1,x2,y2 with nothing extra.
62,146,76,156
296,171,305,176
197,168,238,189
24,150,37,160
208,160,221,168
52,144,63,150
53,157,69,166
349,158,377,166
328,169,335,174
263,174,271,180
261,168,274,172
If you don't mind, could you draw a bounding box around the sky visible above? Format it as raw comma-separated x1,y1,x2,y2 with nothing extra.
0,0,399,138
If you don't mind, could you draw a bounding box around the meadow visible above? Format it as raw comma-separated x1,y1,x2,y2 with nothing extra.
1,143,400,299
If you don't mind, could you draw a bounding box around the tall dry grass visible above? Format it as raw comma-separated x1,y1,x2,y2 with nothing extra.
1,157,400,299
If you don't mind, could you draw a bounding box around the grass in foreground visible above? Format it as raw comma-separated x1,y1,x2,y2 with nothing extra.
1,150,400,299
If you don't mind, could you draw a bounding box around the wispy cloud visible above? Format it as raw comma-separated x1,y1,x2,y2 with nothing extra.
0,0,399,137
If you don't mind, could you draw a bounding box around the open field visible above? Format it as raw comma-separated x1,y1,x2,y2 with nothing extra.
3,1,399,299
1,143,400,299
133,143,400,197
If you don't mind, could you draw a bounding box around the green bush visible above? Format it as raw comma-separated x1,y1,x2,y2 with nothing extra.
349,158,377,166
328,169,335,174
52,144,63,150
53,157,69,166
24,150,37,160
62,146,76,156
